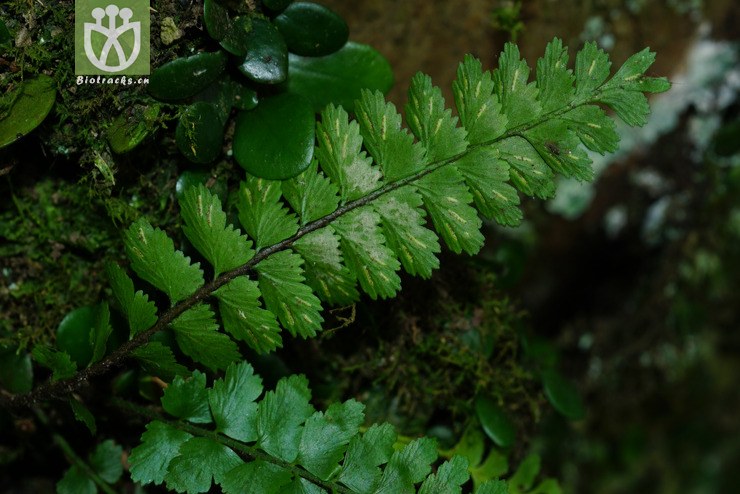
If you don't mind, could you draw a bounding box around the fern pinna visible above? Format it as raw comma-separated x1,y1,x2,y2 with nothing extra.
15,38,668,492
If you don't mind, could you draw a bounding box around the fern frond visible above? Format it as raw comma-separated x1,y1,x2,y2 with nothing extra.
97,37,668,380
127,361,503,494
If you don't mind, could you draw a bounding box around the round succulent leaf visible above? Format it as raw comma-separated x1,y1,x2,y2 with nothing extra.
56,306,96,368
541,368,586,420
274,2,348,56
237,18,288,84
262,0,293,13
148,51,227,101
0,75,56,149
287,41,393,112
233,92,314,180
176,102,225,164
195,78,258,124
107,105,161,154
475,394,516,448
219,16,253,56
203,0,231,41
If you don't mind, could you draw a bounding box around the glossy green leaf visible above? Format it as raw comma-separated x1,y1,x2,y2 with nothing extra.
129,422,192,486
203,0,231,41
233,93,315,180
107,105,160,154
0,75,56,149
56,306,96,367
148,51,227,101
176,101,224,164
275,2,349,56
0,346,33,394
541,369,585,420
161,370,212,424
288,42,394,112
235,17,288,84
475,394,516,448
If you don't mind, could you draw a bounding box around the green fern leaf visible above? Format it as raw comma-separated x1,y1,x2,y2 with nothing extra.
523,120,594,181
124,219,204,304
455,148,522,226
215,276,283,353
106,263,157,336
282,161,340,225
476,480,509,494
452,55,507,145
180,184,254,277
417,167,484,255
161,370,212,424
574,41,611,97
535,38,575,112
297,399,365,480
418,456,470,494
316,104,381,203
375,437,438,493
492,43,541,129
165,437,242,493
222,461,292,494
129,421,193,485
32,345,76,381
596,89,651,127
334,207,402,299
256,251,324,337
559,105,619,154
237,177,298,250
131,342,189,380
256,374,315,463
171,304,240,371
89,302,112,364
293,228,359,305
356,89,425,181
406,72,468,162
208,361,263,442
374,190,440,278
337,423,397,492
497,136,556,198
